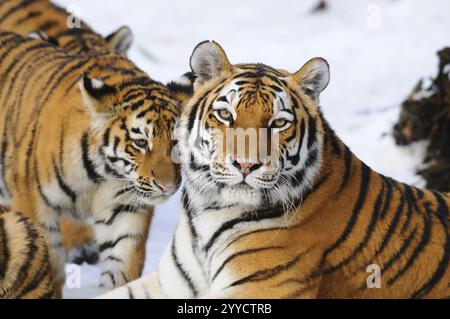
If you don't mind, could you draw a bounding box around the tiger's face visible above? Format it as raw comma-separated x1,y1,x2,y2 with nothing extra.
80,56,182,205
179,41,330,209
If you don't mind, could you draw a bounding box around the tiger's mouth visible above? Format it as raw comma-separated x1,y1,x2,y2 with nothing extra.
132,187,172,206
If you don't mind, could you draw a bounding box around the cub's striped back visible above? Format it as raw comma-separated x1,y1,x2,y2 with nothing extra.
0,0,133,55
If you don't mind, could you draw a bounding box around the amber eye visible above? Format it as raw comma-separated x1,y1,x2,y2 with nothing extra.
271,119,289,129
215,109,233,123
133,139,148,150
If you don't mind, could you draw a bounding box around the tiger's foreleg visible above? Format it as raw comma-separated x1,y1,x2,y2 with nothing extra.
91,184,153,289
203,245,325,299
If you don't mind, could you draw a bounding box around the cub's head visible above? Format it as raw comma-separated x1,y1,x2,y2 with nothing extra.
178,41,330,209
80,54,184,205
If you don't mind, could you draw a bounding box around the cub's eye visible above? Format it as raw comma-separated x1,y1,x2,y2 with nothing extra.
271,119,290,129
215,109,233,123
133,139,148,150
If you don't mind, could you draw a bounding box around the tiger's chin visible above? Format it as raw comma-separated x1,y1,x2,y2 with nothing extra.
219,184,264,208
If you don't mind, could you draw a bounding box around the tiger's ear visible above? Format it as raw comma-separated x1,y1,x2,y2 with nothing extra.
291,57,330,100
190,41,232,84
79,76,118,116
105,26,134,56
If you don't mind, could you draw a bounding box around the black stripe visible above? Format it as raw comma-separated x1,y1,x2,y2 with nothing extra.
203,205,285,253
81,132,103,182
306,116,317,148
212,246,283,281
324,162,371,259
228,248,312,288
374,190,405,257
14,10,42,26
95,204,139,226
98,234,134,253
127,286,135,299
338,146,353,193
0,217,9,279
15,258,52,299
379,176,394,219
0,0,34,24
432,191,449,219
53,159,77,203
6,214,39,291
401,185,414,233
171,235,198,297
325,179,384,274
411,214,449,298
101,271,116,287
375,227,417,280
387,211,432,285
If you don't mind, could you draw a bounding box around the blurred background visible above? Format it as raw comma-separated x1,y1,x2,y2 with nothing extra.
54,0,449,298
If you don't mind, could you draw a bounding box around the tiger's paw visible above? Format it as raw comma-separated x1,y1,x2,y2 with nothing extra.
99,270,127,289
67,242,99,265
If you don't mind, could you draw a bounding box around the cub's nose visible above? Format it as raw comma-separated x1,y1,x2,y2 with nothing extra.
232,160,262,176
153,180,177,194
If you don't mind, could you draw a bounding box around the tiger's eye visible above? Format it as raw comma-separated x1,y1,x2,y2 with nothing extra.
272,119,288,128
218,109,233,121
134,139,148,149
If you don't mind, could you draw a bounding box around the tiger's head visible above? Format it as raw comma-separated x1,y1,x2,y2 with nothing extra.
178,41,330,209
79,54,188,205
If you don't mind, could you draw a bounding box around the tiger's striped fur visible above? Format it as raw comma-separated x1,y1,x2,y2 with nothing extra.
101,41,449,299
0,0,136,266
0,31,182,297
0,0,133,56
0,206,55,299
0,0,195,269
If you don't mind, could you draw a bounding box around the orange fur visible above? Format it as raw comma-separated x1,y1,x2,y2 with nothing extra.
0,208,55,299
179,43,450,299
0,0,132,55
0,31,182,296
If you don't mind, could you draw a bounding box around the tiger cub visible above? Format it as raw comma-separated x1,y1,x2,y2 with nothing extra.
0,31,182,297
101,41,449,299
0,0,133,56
0,206,55,299
0,0,134,266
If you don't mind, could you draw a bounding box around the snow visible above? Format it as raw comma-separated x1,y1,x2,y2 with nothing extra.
53,0,449,298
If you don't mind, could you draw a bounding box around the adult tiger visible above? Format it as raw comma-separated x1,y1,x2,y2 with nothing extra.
0,0,133,56
101,41,450,299
0,31,182,298
0,206,55,299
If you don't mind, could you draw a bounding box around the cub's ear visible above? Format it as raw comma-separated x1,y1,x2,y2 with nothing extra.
190,40,231,84
79,76,118,115
291,57,330,100
105,26,134,56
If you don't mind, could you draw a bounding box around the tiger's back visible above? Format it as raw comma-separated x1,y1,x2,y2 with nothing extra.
0,0,132,55
0,207,54,299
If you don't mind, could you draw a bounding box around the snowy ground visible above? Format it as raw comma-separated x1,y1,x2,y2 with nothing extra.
56,0,449,298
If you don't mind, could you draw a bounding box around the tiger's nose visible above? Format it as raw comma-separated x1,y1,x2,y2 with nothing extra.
154,180,177,194
232,160,262,176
